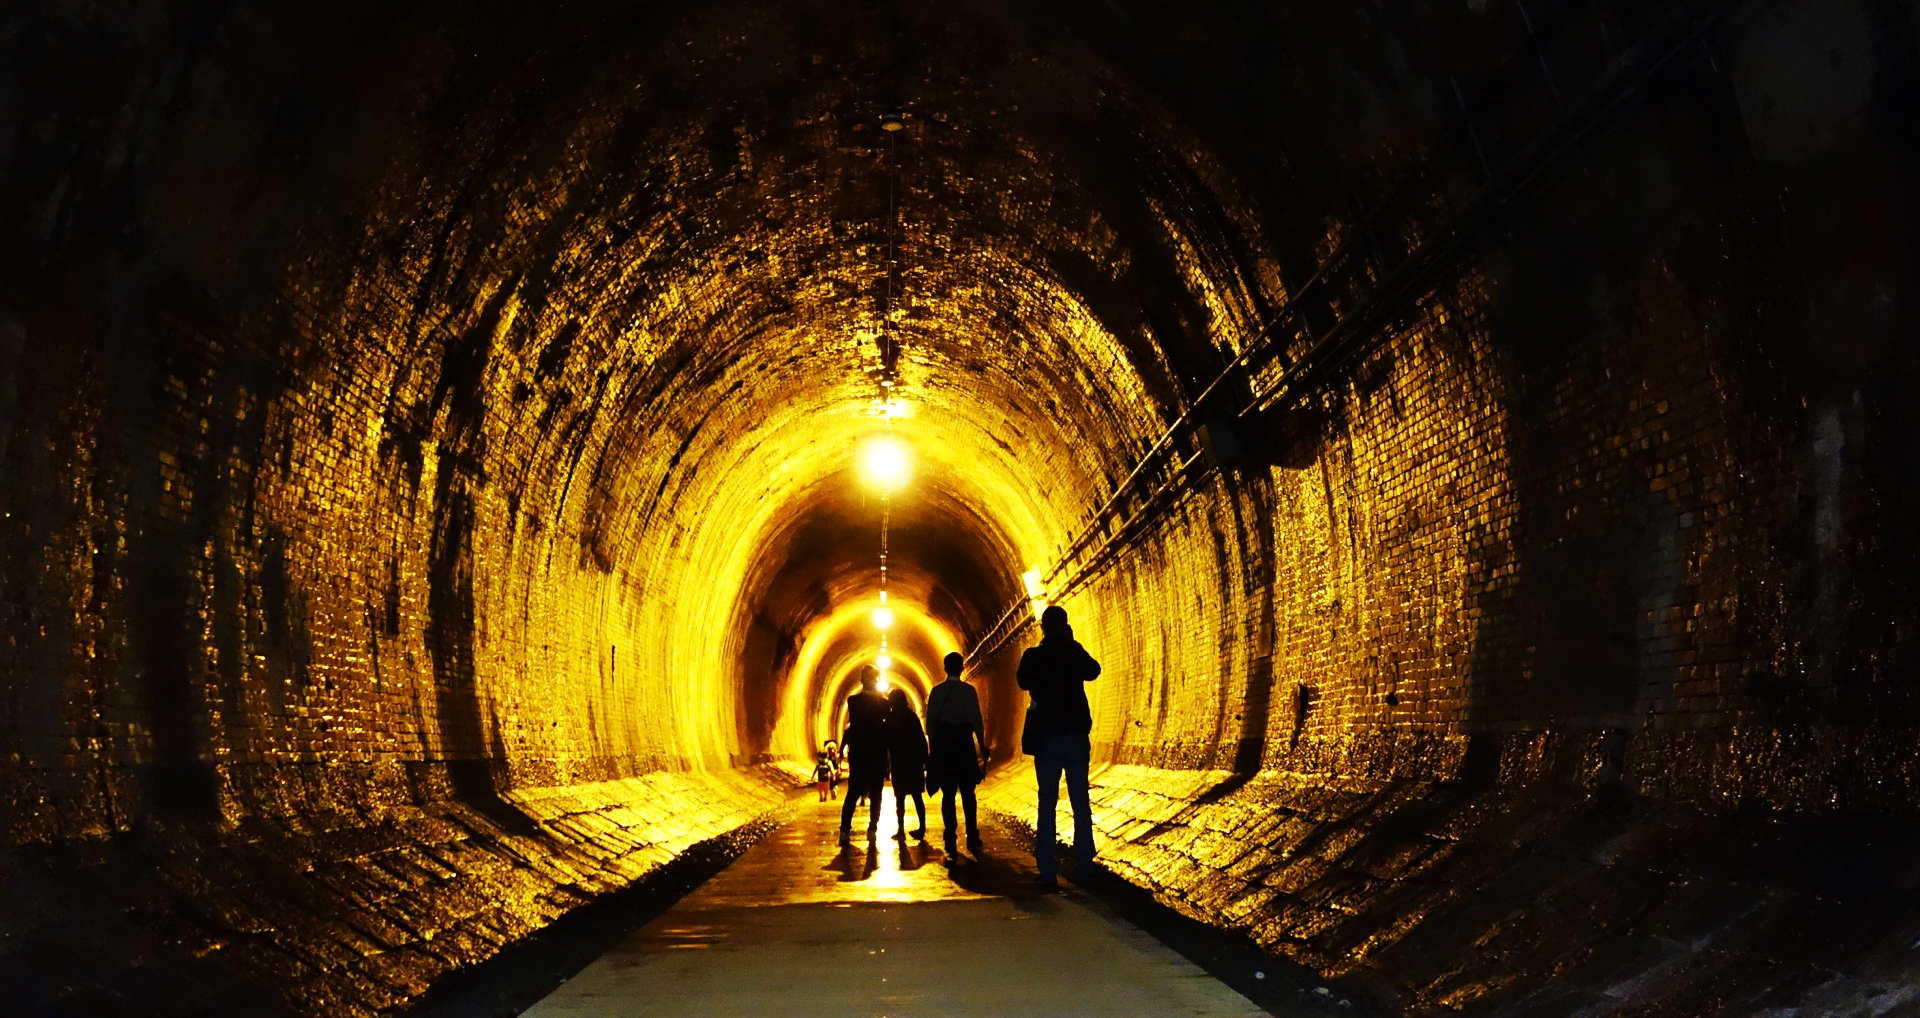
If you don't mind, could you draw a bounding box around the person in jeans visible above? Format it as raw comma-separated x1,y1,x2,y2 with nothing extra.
924,651,987,859
1016,605,1100,888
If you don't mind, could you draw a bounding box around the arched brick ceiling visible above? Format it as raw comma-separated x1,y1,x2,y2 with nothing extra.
216,0,1379,769
15,2,1917,1012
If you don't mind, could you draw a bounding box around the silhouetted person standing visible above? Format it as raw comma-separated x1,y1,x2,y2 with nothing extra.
925,651,986,859
814,753,835,801
1017,604,1100,888
886,687,929,840
839,666,889,846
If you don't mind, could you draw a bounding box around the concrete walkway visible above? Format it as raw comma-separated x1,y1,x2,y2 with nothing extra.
519,789,1274,1017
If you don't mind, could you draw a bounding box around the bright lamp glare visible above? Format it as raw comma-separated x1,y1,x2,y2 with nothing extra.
876,652,893,671
860,436,911,491
872,606,894,631
1024,568,1049,621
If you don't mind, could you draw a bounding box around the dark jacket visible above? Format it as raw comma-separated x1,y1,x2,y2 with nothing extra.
843,690,890,770
886,698,929,794
1016,630,1100,748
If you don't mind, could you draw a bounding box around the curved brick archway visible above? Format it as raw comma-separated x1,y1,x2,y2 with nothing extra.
3,1,1918,1013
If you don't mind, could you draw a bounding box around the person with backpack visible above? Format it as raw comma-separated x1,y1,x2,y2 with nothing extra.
813,752,837,801
823,739,842,795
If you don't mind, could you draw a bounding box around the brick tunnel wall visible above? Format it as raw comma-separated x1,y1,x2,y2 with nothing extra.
4,1,1920,1016
1,206,799,1007
0,6,824,1014
0,2,1116,1012
974,2,1920,1013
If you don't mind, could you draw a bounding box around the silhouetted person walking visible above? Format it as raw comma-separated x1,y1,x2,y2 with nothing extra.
813,753,836,800
839,666,889,846
1017,604,1099,888
886,687,928,840
925,651,986,859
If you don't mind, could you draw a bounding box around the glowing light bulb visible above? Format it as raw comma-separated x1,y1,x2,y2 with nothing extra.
860,435,911,491
876,651,893,672
872,606,894,631
1024,568,1048,621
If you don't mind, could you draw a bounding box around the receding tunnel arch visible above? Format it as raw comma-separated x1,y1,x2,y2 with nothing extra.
707,413,1063,762
774,593,965,759
5,0,1920,1014
339,37,1189,772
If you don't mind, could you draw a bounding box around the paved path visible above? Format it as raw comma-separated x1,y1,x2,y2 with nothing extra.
520,789,1273,1016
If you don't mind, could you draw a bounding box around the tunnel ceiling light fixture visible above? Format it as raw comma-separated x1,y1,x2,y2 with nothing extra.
859,101,912,709
860,435,911,492
1023,568,1049,621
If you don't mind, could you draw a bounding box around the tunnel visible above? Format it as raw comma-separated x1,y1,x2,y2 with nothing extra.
3,0,1919,1013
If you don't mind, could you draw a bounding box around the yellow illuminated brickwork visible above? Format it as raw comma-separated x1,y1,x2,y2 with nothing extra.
3,2,1916,1015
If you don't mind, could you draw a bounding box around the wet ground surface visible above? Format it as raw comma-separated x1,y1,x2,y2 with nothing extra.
410,787,1360,1017
514,790,1285,1016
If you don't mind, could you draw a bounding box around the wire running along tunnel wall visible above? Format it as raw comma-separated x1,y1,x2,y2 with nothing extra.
3,0,1919,1015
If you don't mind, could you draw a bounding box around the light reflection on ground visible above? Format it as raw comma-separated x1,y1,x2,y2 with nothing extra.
674,787,998,912
520,785,1273,1017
